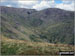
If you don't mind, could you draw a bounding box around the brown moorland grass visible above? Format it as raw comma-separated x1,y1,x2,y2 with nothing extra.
1,35,75,55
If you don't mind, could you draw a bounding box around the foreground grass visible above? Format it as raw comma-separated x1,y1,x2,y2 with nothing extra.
1,36,74,55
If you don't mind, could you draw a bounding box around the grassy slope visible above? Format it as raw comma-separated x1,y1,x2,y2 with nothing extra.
1,35,74,55
1,6,74,44
1,6,74,55
1,14,47,42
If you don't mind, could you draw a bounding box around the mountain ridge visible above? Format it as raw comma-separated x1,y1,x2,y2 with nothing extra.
1,6,74,45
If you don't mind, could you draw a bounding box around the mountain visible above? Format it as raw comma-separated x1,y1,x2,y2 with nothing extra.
1,6,74,45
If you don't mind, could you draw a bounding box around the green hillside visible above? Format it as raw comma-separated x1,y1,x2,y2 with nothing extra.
1,6,74,45
0,6,74,55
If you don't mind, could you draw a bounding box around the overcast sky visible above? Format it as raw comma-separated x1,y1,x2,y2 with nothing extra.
0,0,75,11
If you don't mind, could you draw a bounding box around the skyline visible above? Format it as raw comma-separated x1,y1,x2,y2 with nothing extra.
0,0,74,11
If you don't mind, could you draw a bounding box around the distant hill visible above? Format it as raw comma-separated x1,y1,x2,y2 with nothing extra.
1,6,74,45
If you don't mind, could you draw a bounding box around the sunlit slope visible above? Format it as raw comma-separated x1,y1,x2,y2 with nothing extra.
1,35,74,55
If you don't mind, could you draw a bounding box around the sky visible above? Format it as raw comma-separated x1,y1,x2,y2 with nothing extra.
0,0,75,11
